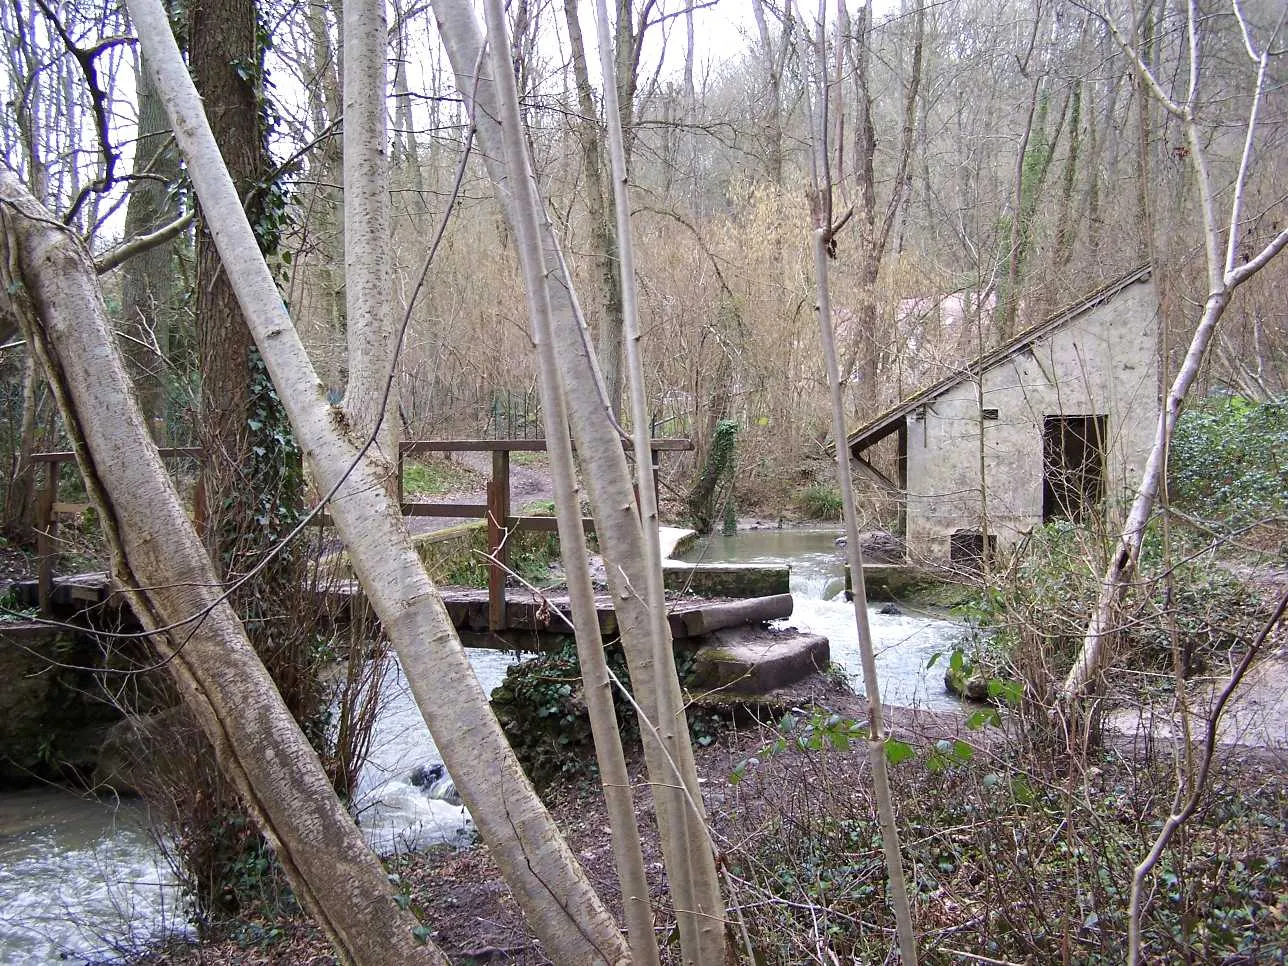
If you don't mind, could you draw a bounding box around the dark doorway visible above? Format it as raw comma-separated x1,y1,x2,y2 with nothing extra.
950,530,996,571
1043,415,1107,522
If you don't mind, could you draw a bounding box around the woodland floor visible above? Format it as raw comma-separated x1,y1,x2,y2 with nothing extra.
131,690,1288,966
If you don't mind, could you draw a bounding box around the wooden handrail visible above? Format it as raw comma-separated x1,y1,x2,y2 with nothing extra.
33,437,691,627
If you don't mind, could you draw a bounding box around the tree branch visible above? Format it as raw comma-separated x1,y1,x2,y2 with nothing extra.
94,211,193,274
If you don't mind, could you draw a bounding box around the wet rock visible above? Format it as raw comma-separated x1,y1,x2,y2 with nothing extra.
878,603,903,616
943,669,989,702
411,762,462,806
858,530,905,563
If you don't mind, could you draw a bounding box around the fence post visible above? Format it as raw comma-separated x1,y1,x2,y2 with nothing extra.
487,447,511,631
35,457,58,614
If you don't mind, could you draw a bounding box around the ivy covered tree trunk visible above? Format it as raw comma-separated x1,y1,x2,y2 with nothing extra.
686,418,738,534
181,0,329,915
190,0,262,562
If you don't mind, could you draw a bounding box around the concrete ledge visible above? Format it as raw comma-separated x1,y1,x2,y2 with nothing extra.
845,563,930,601
663,562,791,598
688,627,830,694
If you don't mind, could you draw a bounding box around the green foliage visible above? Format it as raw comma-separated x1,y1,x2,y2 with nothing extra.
401,457,477,498
797,482,842,520
418,526,561,589
490,642,634,788
1169,394,1287,529
687,419,740,534
491,642,726,787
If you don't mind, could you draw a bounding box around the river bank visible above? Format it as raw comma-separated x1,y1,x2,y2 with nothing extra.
130,697,1288,965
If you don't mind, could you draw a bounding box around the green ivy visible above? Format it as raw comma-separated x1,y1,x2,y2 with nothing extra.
1169,394,1287,530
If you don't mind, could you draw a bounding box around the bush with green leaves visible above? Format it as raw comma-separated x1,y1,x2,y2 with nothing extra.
954,520,1269,711
797,482,843,520
1169,393,1287,529
490,641,726,788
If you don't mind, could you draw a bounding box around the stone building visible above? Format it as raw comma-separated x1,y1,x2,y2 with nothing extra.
846,267,1160,566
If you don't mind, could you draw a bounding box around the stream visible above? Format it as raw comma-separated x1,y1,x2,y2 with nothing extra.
676,527,968,712
1,529,966,962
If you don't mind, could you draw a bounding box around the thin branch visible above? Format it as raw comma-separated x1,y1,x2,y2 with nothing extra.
1126,590,1288,964
31,0,130,225
94,210,193,274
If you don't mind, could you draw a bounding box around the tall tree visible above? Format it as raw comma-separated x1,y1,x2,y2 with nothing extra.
562,0,625,417
435,3,730,961
1063,2,1288,711
126,0,634,958
340,0,398,466
1,168,444,966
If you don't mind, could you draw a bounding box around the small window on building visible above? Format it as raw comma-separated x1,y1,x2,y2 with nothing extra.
950,530,996,571
982,408,999,420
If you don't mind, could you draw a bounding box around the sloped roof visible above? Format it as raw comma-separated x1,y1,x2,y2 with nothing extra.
846,265,1152,456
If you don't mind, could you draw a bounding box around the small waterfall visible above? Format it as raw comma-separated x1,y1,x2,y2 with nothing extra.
350,648,520,853
678,528,968,711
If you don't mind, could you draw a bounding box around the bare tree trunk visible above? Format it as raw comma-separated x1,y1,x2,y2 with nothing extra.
4,349,42,539
123,2,630,959
800,3,918,959
340,0,398,467
562,0,625,418
433,4,728,962
749,0,786,184
0,169,444,966
305,0,346,385
480,6,658,960
189,0,261,558
1063,3,1288,705
593,0,728,958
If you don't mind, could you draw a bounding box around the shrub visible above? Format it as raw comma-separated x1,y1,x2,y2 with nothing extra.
721,717,1288,964
797,482,843,520
1170,394,1287,528
490,642,726,787
954,521,1270,716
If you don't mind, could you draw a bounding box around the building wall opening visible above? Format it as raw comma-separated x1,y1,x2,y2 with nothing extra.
1043,415,1107,522
950,530,996,570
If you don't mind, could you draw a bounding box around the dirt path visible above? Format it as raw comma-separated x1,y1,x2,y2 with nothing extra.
403,450,556,538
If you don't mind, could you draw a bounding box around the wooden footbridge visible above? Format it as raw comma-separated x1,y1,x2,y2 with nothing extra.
15,571,797,655
28,437,692,632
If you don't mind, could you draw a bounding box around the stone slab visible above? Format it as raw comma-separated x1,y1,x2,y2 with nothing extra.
662,562,791,598
688,627,830,694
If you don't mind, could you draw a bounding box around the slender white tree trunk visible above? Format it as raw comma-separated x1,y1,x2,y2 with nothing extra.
1062,2,1288,703
0,168,444,966
431,3,728,961
798,3,919,959
478,6,659,960
121,1,630,960
341,0,398,466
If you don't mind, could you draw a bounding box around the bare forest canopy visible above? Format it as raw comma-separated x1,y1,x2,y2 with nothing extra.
2,0,1285,491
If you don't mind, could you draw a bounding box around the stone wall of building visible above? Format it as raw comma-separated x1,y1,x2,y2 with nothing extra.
903,278,1160,563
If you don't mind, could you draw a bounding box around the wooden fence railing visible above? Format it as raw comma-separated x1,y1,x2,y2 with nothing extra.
32,437,693,628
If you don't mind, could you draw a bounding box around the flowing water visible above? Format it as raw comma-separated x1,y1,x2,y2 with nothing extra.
677,528,968,712
1,533,967,962
0,649,522,964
